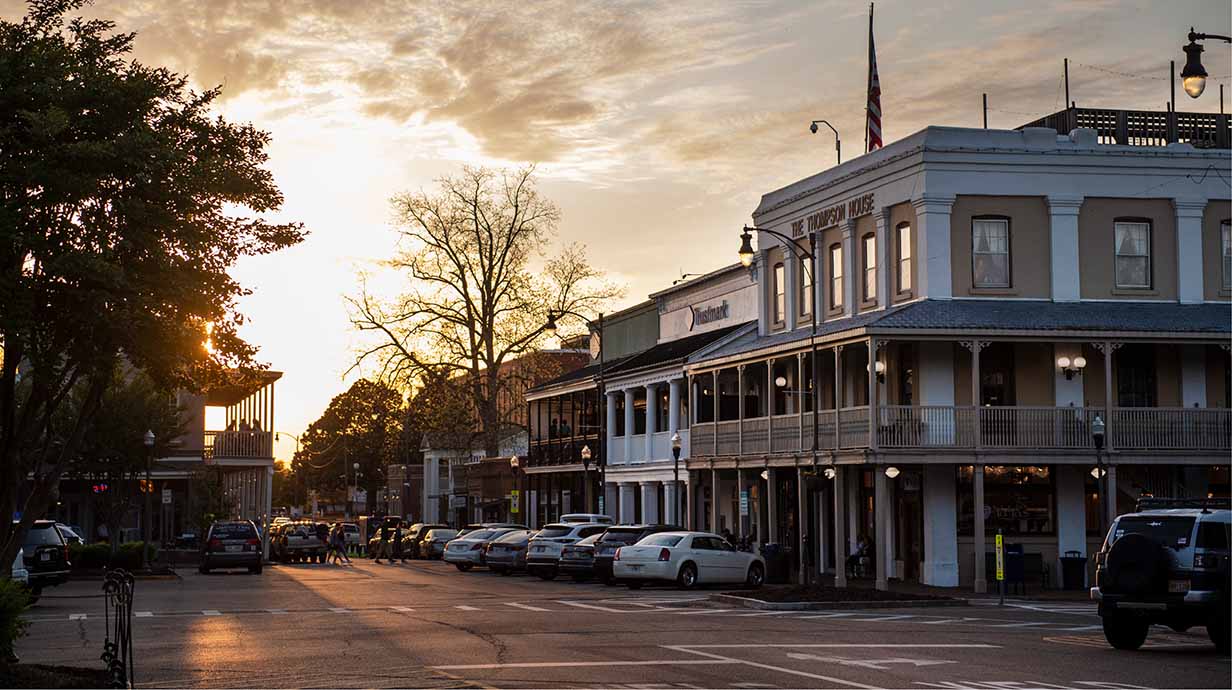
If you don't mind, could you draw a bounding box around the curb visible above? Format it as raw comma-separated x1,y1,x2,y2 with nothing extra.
711,593,970,610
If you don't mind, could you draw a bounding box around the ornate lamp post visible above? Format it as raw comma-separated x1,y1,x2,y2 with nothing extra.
1181,27,1231,99
142,430,155,569
580,445,593,512
1091,415,1107,536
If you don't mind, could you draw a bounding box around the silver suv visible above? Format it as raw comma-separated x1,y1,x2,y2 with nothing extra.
1092,498,1229,652
526,523,609,580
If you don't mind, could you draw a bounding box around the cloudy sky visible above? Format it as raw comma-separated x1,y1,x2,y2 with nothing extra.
4,0,1228,460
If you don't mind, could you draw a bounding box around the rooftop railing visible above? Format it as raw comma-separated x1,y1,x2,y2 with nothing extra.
1017,107,1231,149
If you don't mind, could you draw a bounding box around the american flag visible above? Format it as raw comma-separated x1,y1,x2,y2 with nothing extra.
865,3,882,152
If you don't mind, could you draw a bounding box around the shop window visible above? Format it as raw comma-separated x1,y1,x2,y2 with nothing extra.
695,379,714,424
772,262,785,324
957,465,1054,536
798,256,812,317
972,217,1010,288
896,222,912,294
862,233,877,303
1114,220,1151,289
829,244,843,310
1115,344,1157,407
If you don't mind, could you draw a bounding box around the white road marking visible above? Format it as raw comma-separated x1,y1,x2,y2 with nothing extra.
671,608,733,615
680,644,999,649
1059,625,1102,632
734,611,797,617
785,651,955,670
68,614,87,621
328,607,350,613
797,612,856,619
135,611,153,618
505,602,551,612
267,609,288,615
919,618,969,625
991,621,1051,628
201,610,221,616
848,615,915,622
390,606,414,613
432,659,739,670
666,645,879,690
455,605,480,611
558,600,656,613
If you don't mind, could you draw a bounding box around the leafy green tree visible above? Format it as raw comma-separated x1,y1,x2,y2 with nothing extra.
0,0,304,576
293,379,404,513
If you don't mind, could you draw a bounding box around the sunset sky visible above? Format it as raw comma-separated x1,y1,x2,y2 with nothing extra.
4,0,1228,461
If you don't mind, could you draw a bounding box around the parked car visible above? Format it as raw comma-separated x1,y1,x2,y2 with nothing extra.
420,528,459,559
457,522,527,538
200,520,263,574
365,518,406,557
559,513,614,525
593,524,681,584
484,529,534,575
341,523,360,550
16,520,71,596
526,523,610,580
273,520,326,563
11,549,29,588
403,523,448,559
55,524,84,546
613,531,765,590
1093,498,1230,652
558,533,604,581
443,528,518,571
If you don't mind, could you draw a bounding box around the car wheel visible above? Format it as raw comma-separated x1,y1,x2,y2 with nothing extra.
626,581,643,590
571,573,589,583
1102,614,1150,650
1209,611,1231,654
249,564,263,575
455,563,472,572
677,562,698,590
746,563,765,589
536,568,557,581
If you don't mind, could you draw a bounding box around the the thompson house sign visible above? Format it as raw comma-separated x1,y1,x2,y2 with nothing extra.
790,192,875,238
689,300,730,331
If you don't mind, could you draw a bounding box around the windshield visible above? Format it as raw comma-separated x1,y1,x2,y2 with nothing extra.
22,524,63,546
211,523,257,540
495,530,530,543
466,530,498,541
576,534,602,546
639,534,683,547
1110,516,1196,550
535,526,572,539
426,530,457,540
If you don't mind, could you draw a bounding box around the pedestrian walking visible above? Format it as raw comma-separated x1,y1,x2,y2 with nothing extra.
374,519,393,564
392,523,406,563
331,524,351,564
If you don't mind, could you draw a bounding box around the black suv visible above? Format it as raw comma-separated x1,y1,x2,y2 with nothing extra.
592,524,682,584
1092,498,1229,653
17,520,71,596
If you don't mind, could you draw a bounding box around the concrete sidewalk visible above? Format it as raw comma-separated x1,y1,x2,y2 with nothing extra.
786,574,1092,602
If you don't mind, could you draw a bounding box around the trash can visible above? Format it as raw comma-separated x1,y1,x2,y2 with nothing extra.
760,543,788,584
1060,550,1087,590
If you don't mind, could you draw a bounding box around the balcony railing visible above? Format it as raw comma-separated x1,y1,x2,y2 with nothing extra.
1017,107,1231,149
527,433,602,467
689,406,1231,454
205,430,274,460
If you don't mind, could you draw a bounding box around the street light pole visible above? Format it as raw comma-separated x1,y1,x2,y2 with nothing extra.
1181,27,1232,99
142,430,155,570
545,309,608,516
580,445,592,513
671,432,682,526
1092,415,1107,537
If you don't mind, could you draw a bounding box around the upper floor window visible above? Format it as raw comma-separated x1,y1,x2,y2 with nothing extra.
896,223,912,294
972,218,1010,288
798,255,812,316
1114,221,1151,289
862,233,877,302
1222,220,1231,290
772,262,785,324
829,244,843,310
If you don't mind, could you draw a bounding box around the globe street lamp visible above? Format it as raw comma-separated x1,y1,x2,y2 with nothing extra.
580,445,593,512
1181,27,1231,99
671,432,682,526
142,430,155,570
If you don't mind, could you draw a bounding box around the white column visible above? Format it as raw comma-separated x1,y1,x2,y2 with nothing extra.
875,208,890,307
663,481,679,526
668,379,682,433
604,483,618,520
423,456,439,523
618,483,636,524
874,468,889,590
1180,344,1208,407
606,391,619,460
842,219,857,317
645,383,657,461
710,469,720,533
262,465,273,561
973,464,987,593
918,341,956,444
1055,464,1088,589
921,465,958,587
1047,195,1083,301
911,195,955,299
1175,199,1206,304
766,468,778,544
623,389,635,462
833,466,848,587
785,247,799,331
640,482,661,524
757,247,770,335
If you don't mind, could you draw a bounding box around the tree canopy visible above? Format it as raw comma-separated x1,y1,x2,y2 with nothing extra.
0,0,304,575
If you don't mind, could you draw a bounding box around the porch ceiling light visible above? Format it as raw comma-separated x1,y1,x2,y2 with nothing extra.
143,430,155,447
760,469,769,481
1090,466,1106,479
1057,355,1086,380
775,375,788,387
823,468,836,480
884,466,900,479
737,229,756,267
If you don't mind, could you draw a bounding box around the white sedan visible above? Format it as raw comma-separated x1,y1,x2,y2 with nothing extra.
613,531,764,589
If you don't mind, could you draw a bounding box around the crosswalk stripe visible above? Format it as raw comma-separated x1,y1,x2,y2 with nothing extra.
202,610,221,616
505,602,551,612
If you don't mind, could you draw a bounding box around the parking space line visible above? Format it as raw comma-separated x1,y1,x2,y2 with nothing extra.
201,610,221,616
665,645,880,690
267,609,287,615
432,659,739,670
505,602,551,612
734,611,797,617
848,615,915,622
992,621,1051,628
797,612,856,620
135,611,153,618
1059,625,1102,632
68,614,87,621
328,607,350,613
390,606,414,613
671,608,734,615
678,644,999,649
455,605,480,611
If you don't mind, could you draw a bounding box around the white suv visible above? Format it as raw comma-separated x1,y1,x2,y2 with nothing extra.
526,523,609,580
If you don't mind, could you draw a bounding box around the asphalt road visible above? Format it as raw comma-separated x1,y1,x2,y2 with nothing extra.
16,557,1230,689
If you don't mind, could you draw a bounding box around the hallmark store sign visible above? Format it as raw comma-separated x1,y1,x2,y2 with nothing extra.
689,300,730,331
790,192,875,238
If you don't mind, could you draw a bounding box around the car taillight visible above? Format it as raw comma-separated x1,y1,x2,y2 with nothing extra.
471,543,484,551
208,538,223,551
658,548,671,562
613,547,621,561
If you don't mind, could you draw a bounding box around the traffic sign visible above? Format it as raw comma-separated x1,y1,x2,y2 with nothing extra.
510,489,520,514
739,490,749,517
995,532,1004,581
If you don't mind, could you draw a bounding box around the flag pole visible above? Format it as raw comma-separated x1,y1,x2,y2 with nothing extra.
865,2,873,154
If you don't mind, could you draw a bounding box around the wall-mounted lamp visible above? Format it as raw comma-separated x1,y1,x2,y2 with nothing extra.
1057,355,1087,380
1090,466,1107,479
760,470,769,481
884,466,900,479
823,468,836,480
865,360,886,383
774,376,787,387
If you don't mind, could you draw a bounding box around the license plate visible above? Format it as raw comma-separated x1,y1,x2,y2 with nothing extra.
39,552,50,561
533,545,544,552
1168,579,1190,593
225,545,242,553
628,564,642,570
